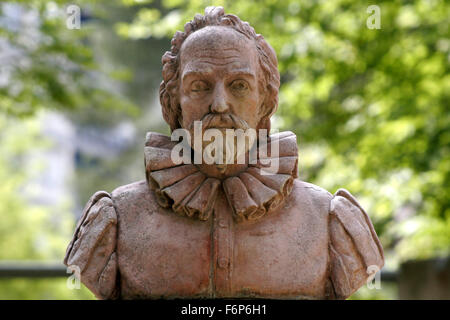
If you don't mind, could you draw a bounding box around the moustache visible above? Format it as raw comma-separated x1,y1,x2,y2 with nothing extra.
189,113,250,132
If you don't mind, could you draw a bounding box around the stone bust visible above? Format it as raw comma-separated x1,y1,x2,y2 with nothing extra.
64,7,384,300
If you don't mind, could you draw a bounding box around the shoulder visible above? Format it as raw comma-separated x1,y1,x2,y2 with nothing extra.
288,179,333,211
111,180,150,204
64,190,119,299
328,188,384,299
293,179,333,199
110,180,162,220
64,191,116,267
277,179,333,230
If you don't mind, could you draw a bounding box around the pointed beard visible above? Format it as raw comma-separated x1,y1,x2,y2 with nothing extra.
188,113,254,167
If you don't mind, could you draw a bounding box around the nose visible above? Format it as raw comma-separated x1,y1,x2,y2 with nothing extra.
210,83,230,113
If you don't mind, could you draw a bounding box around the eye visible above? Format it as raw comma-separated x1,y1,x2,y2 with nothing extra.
229,79,249,94
190,80,210,93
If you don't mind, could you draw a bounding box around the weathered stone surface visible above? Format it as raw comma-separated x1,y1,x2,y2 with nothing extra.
64,6,384,300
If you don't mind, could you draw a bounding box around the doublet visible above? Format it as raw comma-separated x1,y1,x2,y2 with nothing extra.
64,131,384,299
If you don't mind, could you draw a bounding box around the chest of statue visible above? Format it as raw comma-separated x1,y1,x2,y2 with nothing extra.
113,180,331,299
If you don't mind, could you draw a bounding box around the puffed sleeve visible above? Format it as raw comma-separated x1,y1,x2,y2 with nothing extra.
64,191,119,299
328,189,384,299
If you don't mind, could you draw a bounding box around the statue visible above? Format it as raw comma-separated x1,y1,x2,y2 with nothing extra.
64,7,384,300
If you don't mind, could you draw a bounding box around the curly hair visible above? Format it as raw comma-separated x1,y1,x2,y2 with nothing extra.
159,6,280,133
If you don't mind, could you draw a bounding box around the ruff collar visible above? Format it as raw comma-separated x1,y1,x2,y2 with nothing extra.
144,131,298,223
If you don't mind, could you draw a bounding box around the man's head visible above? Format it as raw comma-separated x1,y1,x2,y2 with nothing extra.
159,6,280,134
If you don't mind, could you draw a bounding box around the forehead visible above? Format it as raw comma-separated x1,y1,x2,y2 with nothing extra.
179,26,259,77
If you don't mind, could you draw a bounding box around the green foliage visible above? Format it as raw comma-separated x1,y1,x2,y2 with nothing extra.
0,113,94,299
0,0,138,117
349,282,397,300
0,278,95,300
0,0,134,299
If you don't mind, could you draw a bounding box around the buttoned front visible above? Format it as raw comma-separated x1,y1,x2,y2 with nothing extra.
212,190,234,296
111,178,333,299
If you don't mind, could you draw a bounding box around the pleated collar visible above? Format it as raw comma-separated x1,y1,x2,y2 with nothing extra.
144,131,298,223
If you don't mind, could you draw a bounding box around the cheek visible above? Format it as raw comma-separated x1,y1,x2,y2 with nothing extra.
234,93,262,127
179,95,210,127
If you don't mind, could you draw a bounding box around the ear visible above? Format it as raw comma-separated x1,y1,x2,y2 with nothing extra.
256,98,272,133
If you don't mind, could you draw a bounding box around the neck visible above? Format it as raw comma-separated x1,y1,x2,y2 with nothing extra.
192,142,253,180
196,162,248,180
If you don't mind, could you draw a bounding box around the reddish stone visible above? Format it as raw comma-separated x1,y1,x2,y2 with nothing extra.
64,6,383,300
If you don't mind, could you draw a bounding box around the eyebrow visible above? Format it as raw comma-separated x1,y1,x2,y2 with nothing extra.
196,55,241,59
227,69,256,79
182,71,211,81
182,69,256,82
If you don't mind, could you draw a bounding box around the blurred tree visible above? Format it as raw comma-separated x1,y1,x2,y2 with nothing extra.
0,0,137,118
0,0,137,299
63,1,170,207
0,113,94,299
119,0,450,268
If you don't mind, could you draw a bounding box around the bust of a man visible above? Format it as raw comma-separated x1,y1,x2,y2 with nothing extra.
64,7,384,300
